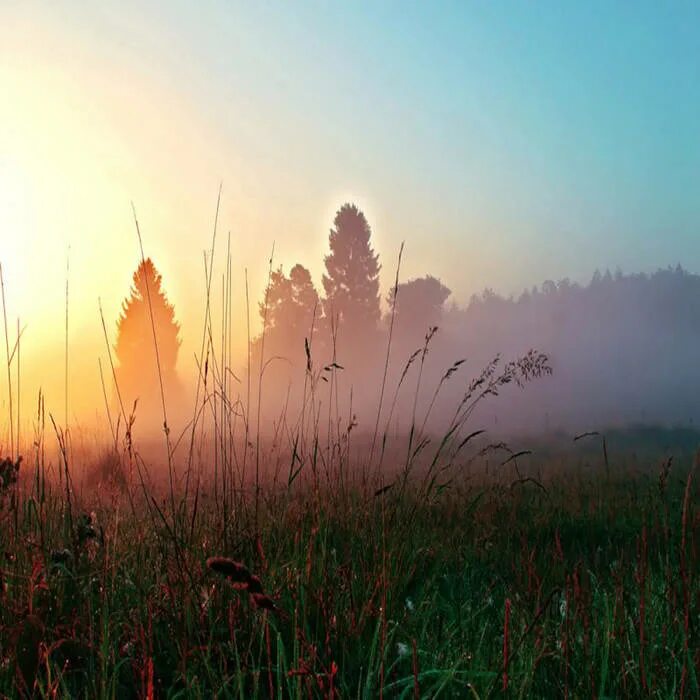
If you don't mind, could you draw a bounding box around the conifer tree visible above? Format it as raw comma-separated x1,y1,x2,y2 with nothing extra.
260,264,319,337
322,204,381,339
115,258,181,409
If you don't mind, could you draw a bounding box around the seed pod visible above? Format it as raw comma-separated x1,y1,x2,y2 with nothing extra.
206,557,252,584
251,592,276,611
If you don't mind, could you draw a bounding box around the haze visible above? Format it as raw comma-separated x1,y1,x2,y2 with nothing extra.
1,1,699,435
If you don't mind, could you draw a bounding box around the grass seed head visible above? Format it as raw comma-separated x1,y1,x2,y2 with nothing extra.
247,574,264,594
251,592,276,610
206,557,252,583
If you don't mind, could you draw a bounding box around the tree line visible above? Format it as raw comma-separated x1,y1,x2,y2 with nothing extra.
112,204,700,435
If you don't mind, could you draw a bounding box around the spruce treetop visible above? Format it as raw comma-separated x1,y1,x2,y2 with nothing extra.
116,258,180,379
322,203,381,337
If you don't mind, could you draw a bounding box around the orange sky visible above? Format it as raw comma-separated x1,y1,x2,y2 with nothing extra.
0,6,414,430
0,9,351,425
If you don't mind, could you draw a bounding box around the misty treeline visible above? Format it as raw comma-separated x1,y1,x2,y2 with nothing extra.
246,204,700,436
442,265,700,432
114,204,700,441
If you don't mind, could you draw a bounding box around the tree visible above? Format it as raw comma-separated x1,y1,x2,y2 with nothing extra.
260,264,319,340
250,264,320,422
322,204,381,340
542,280,557,296
115,258,181,417
261,266,293,331
388,275,451,337
289,264,320,333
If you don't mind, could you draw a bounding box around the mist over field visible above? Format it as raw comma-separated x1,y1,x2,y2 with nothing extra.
239,254,700,442
0,3,698,698
5,228,700,453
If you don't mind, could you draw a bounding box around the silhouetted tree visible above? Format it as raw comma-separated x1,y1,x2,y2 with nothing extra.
289,264,320,331
542,280,557,296
115,259,181,420
388,275,451,338
260,264,319,339
262,266,292,331
250,263,320,405
322,204,381,341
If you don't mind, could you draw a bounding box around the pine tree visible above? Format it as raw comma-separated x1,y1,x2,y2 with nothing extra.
288,264,320,334
250,264,320,417
261,266,293,331
322,204,381,339
115,258,181,410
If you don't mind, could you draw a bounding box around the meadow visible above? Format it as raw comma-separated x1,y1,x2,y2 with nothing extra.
0,423,697,698
0,236,697,698
3,1,699,696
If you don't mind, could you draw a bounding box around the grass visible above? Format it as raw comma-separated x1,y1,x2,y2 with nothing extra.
0,441,697,698
0,221,697,697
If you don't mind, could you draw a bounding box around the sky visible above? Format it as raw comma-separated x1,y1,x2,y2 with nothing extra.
0,0,699,420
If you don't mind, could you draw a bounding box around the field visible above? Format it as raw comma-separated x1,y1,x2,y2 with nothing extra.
0,427,697,699
0,263,698,698
3,1,699,696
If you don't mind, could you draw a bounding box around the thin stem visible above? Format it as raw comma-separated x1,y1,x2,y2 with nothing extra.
369,242,404,475
131,203,176,527
0,263,14,459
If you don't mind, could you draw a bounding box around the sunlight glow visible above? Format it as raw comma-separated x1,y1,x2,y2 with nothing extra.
0,158,34,271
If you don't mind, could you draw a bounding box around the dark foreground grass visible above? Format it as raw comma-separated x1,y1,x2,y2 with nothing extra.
0,452,697,698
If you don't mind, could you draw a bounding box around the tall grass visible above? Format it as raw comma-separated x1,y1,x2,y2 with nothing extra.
0,443,697,698
0,229,697,699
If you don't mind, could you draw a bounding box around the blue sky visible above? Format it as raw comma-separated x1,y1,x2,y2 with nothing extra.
187,2,687,282
139,0,700,281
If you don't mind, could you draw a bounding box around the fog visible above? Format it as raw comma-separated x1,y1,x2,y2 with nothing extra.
248,264,700,449
3,205,699,470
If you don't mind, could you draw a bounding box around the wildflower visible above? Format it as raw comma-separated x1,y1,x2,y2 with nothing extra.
405,597,415,612
397,642,409,658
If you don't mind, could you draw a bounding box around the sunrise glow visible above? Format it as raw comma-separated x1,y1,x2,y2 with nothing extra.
0,6,698,694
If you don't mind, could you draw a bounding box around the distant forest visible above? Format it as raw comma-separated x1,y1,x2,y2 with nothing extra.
113,203,699,436
250,204,700,434
440,264,700,432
